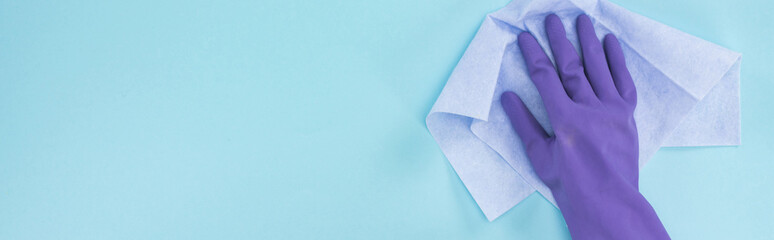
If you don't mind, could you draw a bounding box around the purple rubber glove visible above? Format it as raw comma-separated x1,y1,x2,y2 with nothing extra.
501,14,670,239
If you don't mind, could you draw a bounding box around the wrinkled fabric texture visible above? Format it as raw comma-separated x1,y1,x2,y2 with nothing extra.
426,0,741,221
501,14,669,239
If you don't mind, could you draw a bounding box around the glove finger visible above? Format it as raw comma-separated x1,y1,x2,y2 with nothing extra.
545,14,596,104
577,14,619,102
501,91,550,151
518,31,571,117
603,34,637,105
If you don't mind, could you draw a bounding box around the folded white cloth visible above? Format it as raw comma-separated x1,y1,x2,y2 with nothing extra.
426,0,741,221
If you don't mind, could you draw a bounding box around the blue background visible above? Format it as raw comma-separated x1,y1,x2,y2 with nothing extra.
1,0,772,239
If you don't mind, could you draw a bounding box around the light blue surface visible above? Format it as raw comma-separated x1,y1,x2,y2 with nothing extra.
0,0,771,239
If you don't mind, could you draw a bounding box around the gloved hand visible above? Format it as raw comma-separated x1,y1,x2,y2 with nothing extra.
501,14,670,239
